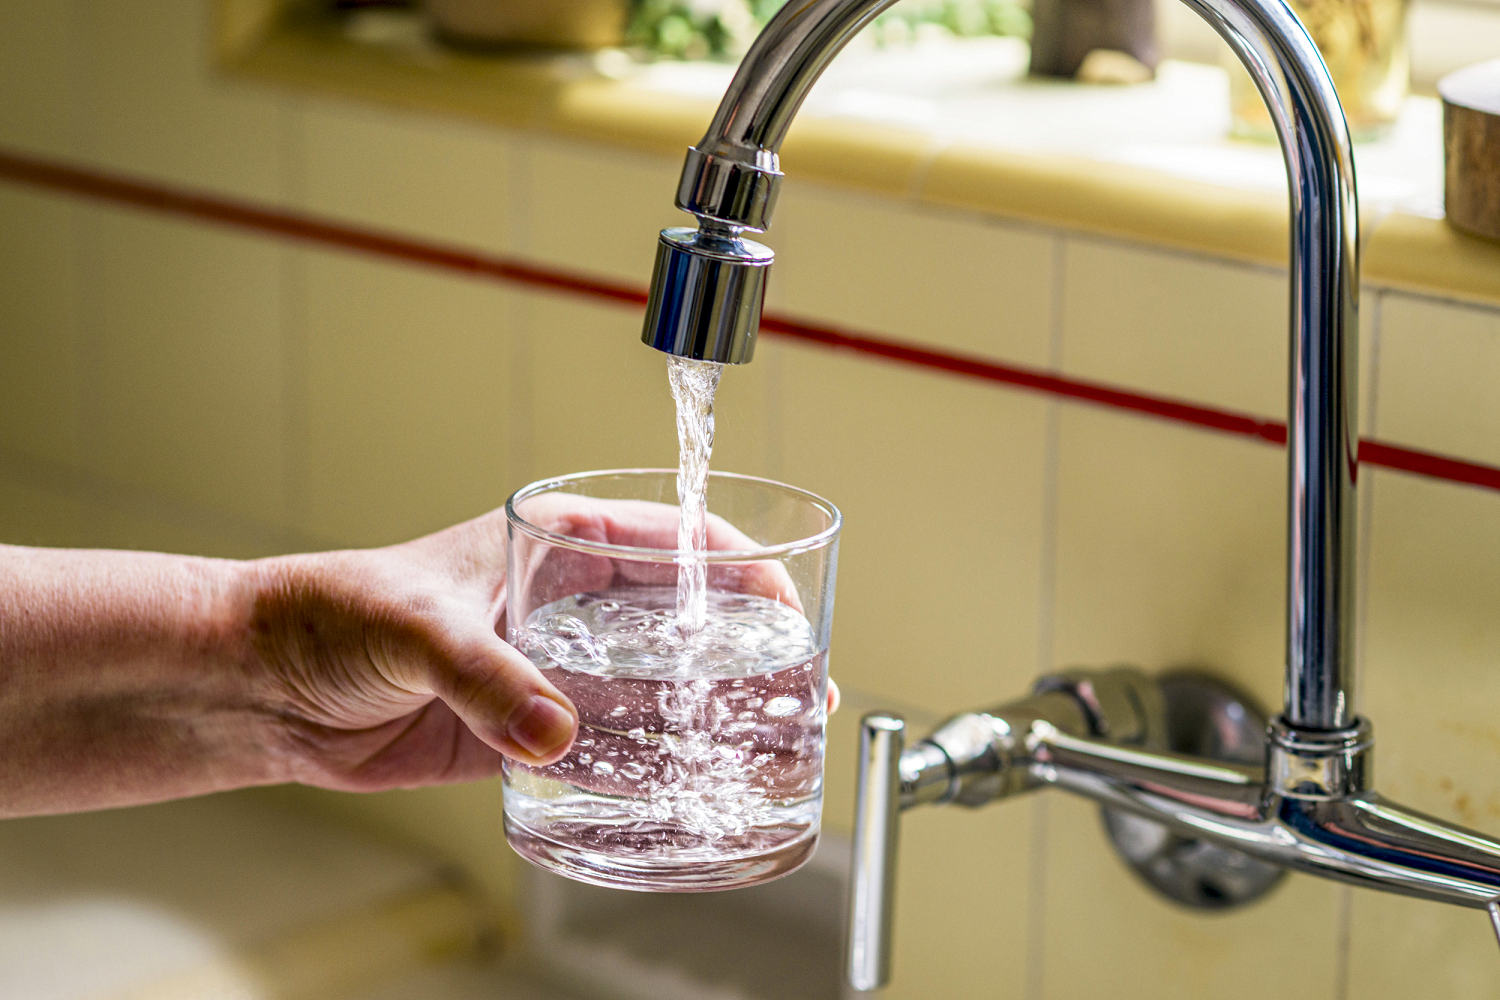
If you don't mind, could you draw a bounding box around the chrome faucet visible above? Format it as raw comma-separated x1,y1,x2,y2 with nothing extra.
639,0,1500,990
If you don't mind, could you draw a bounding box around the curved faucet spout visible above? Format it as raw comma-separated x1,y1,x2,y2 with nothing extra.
646,0,1360,733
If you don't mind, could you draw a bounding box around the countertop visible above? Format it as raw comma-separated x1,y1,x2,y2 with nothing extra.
224,5,1500,306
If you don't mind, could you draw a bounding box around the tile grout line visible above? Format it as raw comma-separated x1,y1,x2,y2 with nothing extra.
1337,288,1386,999
1023,232,1069,1000
506,139,535,484
279,97,309,536
62,0,89,478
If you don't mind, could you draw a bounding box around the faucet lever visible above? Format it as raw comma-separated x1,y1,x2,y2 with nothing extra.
848,713,905,992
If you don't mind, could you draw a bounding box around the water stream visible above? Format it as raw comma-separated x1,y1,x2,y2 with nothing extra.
667,355,724,635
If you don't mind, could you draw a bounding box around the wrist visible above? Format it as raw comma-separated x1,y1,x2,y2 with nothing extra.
153,552,304,794
0,547,299,816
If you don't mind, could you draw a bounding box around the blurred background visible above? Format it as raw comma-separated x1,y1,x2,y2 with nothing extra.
2,1,1500,997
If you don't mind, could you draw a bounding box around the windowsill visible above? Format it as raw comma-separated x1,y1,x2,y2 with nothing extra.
221,4,1500,306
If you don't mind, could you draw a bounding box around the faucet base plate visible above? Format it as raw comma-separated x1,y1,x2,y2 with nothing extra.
1100,672,1286,909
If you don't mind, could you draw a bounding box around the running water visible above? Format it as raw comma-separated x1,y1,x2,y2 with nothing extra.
503,586,827,889
501,355,828,889
667,355,723,635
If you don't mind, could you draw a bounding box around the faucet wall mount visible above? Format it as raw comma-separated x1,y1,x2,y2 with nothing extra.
638,0,1500,989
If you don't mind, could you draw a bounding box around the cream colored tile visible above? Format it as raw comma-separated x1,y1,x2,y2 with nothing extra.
1347,892,1497,997
294,99,518,255
1358,289,1380,437
0,186,83,466
1359,472,1500,829
0,475,89,548
301,251,518,547
1374,293,1500,466
1061,239,1287,418
511,285,773,512
77,1,284,202
884,802,1034,999
511,291,676,487
771,338,1048,714
821,694,1037,1000
516,138,685,286
1051,409,1286,714
527,302,777,485
84,206,290,528
1040,795,1342,999
0,4,82,159
770,186,1055,365
827,687,1034,997
1348,471,1500,993
85,503,287,560
705,352,775,482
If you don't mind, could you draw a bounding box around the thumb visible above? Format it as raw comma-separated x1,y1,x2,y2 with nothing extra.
426,628,578,766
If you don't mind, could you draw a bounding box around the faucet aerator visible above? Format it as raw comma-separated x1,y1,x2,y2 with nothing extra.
641,226,772,365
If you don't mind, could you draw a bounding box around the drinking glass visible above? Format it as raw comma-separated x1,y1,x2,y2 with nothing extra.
503,469,841,892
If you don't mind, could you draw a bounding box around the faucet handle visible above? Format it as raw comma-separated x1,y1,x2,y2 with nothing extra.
849,713,905,992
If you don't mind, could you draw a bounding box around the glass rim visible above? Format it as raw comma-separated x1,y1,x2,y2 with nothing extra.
505,468,842,562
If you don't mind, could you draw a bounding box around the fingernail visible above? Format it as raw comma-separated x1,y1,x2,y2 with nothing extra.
508,695,575,758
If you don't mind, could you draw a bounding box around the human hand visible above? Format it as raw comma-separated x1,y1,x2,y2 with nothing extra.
251,499,837,795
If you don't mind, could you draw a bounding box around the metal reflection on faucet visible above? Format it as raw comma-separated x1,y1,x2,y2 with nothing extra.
636,0,1500,989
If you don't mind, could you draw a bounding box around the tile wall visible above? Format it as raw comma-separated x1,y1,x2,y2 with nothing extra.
4,4,1500,996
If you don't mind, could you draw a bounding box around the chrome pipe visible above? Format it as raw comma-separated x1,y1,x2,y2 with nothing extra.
645,0,1360,730
849,668,1500,988
849,714,905,992
1034,731,1500,909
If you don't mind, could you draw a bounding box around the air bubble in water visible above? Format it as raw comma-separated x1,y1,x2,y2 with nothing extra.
764,696,802,717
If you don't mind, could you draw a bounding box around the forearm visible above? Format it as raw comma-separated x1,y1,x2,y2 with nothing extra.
0,545,287,817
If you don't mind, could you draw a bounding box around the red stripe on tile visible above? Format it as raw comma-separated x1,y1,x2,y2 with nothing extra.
3,148,1497,494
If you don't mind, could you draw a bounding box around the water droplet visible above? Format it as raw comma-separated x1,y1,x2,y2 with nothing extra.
592,761,616,777
764,696,802,717
745,697,763,708
608,706,628,718
620,763,648,781
577,753,592,764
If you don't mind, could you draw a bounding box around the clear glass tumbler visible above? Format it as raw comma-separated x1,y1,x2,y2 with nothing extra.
503,469,841,892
